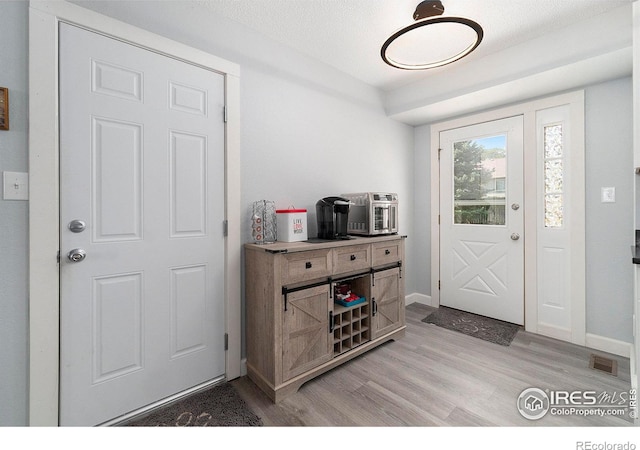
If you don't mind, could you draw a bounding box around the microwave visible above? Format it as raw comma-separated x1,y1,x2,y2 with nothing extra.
341,192,398,236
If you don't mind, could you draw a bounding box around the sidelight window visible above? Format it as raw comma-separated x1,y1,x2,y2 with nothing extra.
543,124,564,228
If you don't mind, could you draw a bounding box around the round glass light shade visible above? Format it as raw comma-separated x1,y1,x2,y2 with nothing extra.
381,17,483,70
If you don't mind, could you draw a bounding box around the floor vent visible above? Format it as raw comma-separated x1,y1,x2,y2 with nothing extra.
589,354,618,376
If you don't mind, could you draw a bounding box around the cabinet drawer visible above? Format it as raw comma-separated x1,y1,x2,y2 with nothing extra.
333,244,371,274
372,240,403,266
281,249,332,285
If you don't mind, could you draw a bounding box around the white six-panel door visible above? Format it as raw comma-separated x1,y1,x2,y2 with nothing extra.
59,23,226,426
440,116,524,325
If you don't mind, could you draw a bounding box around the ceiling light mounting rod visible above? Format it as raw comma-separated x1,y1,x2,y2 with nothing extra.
413,0,445,20
381,0,483,70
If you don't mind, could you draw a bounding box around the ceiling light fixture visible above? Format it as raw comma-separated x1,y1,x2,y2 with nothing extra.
381,0,483,70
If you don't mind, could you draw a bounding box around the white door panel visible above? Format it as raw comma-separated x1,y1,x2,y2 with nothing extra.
440,116,524,325
60,23,225,426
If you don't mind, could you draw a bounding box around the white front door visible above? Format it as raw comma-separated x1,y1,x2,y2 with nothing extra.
59,23,226,426
439,116,524,325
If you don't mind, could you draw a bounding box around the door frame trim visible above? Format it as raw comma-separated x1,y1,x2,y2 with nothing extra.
430,90,585,342
28,0,242,426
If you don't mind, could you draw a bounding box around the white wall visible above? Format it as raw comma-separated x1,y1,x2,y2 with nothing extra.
410,124,431,299
239,66,414,243
585,77,634,343
0,0,29,426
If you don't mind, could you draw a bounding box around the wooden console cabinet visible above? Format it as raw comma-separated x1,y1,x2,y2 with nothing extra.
244,235,406,402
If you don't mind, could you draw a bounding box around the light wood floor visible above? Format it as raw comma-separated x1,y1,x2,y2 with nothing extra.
232,303,634,427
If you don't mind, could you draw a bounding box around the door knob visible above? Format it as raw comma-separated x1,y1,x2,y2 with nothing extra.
510,233,520,241
67,248,87,262
511,203,520,211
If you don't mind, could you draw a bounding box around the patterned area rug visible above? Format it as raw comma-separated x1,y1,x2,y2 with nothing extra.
122,382,263,427
422,306,520,346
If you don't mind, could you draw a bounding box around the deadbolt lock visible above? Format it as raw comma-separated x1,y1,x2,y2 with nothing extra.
68,220,86,233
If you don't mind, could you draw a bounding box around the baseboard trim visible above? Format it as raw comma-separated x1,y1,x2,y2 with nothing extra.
585,333,632,358
405,293,434,307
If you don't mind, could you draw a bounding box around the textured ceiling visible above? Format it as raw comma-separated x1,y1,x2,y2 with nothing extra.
194,0,631,91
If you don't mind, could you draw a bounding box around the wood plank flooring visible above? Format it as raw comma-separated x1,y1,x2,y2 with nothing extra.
232,303,634,427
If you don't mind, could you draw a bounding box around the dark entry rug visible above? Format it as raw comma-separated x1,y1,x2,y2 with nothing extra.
422,306,520,346
122,382,263,427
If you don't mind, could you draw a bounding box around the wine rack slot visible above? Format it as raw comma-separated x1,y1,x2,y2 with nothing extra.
333,275,371,355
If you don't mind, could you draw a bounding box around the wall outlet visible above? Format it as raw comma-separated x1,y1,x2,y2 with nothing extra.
3,171,29,201
601,187,615,203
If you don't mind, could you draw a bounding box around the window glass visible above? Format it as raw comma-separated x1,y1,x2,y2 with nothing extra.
543,124,563,228
453,135,507,225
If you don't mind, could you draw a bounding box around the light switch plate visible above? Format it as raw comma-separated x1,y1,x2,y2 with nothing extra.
601,187,615,203
3,171,29,201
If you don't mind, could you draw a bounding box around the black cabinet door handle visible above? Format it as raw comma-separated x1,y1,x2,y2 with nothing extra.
385,249,391,255
350,255,356,261
305,262,312,269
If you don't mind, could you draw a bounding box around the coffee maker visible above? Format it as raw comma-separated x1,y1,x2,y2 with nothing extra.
316,196,351,240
